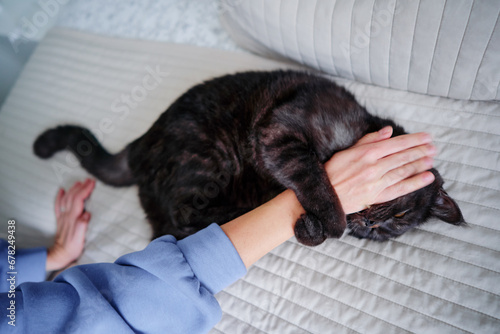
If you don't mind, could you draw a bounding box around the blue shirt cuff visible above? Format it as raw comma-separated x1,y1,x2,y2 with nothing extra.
15,246,47,285
178,223,247,294
0,239,47,292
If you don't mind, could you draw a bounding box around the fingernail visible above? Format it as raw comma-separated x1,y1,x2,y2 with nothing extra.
427,144,437,156
423,171,435,182
422,133,432,143
379,126,392,136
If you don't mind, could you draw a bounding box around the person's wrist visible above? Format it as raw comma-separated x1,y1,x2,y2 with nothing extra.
276,189,306,225
221,189,302,268
46,247,70,271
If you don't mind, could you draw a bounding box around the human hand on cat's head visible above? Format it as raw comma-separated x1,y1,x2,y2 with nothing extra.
46,178,95,272
324,126,437,215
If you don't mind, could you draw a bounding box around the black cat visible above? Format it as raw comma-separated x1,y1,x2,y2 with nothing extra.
33,70,465,246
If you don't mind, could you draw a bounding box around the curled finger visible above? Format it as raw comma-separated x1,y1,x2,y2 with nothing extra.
75,212,91,239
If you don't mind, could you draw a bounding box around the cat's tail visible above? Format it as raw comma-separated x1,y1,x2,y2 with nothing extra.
33,125,136,186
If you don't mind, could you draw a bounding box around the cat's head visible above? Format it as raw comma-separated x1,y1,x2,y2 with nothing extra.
346,169,466,241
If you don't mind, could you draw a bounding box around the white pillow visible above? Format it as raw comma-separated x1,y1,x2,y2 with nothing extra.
221,0,500,101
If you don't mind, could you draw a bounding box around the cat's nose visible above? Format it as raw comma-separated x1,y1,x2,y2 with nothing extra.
364,219,379,228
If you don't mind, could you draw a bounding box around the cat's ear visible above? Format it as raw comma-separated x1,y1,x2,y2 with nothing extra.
430,188,466,225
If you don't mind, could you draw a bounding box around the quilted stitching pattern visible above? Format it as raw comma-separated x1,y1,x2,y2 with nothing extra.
221,0,500,101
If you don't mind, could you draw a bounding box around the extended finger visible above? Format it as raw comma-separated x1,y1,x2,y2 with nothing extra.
63,181,83,211
55,188,65,218
65,181,87,218
367,132,433,161
81,179,95,200
381,156,434,189
73,179,95,207
378,144,436,175
353,126,393,148
69,179,95,216
375,171,435,204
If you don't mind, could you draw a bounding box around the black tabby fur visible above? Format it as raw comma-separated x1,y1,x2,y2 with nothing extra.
33,70,465,245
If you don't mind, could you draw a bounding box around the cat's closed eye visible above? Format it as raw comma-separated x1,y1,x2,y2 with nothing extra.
394,210,409,218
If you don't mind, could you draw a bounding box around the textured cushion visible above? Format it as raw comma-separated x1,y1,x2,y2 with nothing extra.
221,0,500,101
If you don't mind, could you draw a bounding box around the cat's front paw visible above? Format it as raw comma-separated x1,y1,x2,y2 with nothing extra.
294,212,346,246
294,213,328,246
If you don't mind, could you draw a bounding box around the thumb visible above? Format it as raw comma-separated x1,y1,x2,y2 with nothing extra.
80,211,91,223
74,212,91,240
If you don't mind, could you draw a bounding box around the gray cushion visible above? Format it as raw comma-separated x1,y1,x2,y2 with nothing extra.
221,0,500,101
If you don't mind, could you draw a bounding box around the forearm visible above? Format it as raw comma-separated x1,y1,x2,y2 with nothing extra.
221,189,303,268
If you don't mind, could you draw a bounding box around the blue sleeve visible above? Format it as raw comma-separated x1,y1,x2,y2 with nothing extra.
0,240,47,292
0,224,246,333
